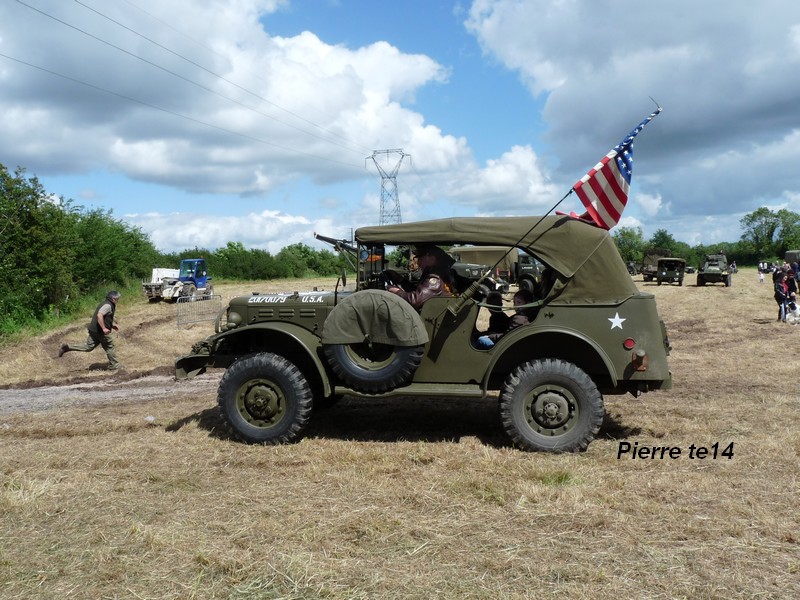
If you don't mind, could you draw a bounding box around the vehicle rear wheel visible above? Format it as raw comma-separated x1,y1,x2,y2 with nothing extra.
499,359,604,452
323,342,424,394
217,353,312,444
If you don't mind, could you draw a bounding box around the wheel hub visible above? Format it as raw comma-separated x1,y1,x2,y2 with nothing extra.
526,387,575,431
239,381,284,424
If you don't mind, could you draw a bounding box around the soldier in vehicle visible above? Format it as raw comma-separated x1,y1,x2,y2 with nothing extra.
58,290,123,370
480,291,511,336
476,288,536,348
387,244,455,310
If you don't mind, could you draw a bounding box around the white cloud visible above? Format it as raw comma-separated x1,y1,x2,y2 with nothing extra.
0,0,458,196
443,145,559,212
465,0,800,224
636,193,663,218
128,209,322,254
3,0,800,253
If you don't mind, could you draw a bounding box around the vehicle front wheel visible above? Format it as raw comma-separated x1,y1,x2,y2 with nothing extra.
499,359,604,452
217,353,313,444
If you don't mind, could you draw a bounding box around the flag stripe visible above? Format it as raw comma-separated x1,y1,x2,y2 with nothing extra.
574,150,629,229
569,106,661,230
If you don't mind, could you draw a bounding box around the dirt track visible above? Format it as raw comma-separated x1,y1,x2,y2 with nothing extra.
0,372,222,416
0,279,294,412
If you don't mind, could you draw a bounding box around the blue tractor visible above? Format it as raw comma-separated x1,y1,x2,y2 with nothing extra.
161,258,214,301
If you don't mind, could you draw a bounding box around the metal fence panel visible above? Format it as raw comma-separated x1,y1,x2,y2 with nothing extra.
176,294,223,327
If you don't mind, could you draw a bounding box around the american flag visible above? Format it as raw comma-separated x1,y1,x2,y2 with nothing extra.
572,106,662,230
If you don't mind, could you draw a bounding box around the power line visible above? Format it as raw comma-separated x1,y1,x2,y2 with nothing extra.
117,0,374,156
14,0,374,161
73,0,375,156
0,51,361,169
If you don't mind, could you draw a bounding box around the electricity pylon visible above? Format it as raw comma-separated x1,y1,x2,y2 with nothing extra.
367,149,410,225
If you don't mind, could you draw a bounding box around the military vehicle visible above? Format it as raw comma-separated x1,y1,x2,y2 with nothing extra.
176,215,672,453
448,245,542,293
641,248,670,282
696,254,731,287
656,258,686,286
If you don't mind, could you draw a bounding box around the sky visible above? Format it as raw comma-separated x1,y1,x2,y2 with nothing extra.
2,0,800,254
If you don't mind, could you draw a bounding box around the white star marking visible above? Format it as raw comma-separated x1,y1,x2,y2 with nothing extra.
608,313,626,330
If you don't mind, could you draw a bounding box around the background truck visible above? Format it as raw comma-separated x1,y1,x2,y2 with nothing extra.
640,248,670,282
656,257,686,286
696,254,731,287
447,245,542,293
141,258,213,301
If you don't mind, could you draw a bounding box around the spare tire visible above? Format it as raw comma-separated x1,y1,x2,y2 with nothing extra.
321,290,429,393
323,342,424,394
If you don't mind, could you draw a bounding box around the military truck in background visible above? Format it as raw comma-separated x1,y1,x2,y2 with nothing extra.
177,215,672,454
696,254,731,287
448,245,543,293
641,248,670,282
656,258,686,286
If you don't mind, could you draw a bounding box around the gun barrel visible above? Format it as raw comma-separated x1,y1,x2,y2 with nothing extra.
314,232,357,254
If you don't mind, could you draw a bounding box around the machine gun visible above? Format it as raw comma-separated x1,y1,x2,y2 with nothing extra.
314,232,359,272
314,232,357,254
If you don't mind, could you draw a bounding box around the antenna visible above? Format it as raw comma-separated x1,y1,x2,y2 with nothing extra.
367,149,410,225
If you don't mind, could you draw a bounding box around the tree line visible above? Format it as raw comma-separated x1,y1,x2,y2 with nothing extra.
0,165,345,337
612,207,800,269
3,160,797,336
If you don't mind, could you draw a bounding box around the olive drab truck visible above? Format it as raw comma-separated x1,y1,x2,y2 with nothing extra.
656,258,686,286
640,248,670,282
176,215,672,454
447,245,543,294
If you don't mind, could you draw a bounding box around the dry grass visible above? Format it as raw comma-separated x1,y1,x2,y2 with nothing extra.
1,270,798,599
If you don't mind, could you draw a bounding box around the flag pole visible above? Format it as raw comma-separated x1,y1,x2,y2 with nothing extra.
449,102,663,315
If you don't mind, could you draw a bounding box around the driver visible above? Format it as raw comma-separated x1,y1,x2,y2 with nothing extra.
387,244,455,310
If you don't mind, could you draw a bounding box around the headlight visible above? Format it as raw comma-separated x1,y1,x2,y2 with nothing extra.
226,310,243,329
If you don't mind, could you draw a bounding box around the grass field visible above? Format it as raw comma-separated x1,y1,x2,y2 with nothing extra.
0,269,798,599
